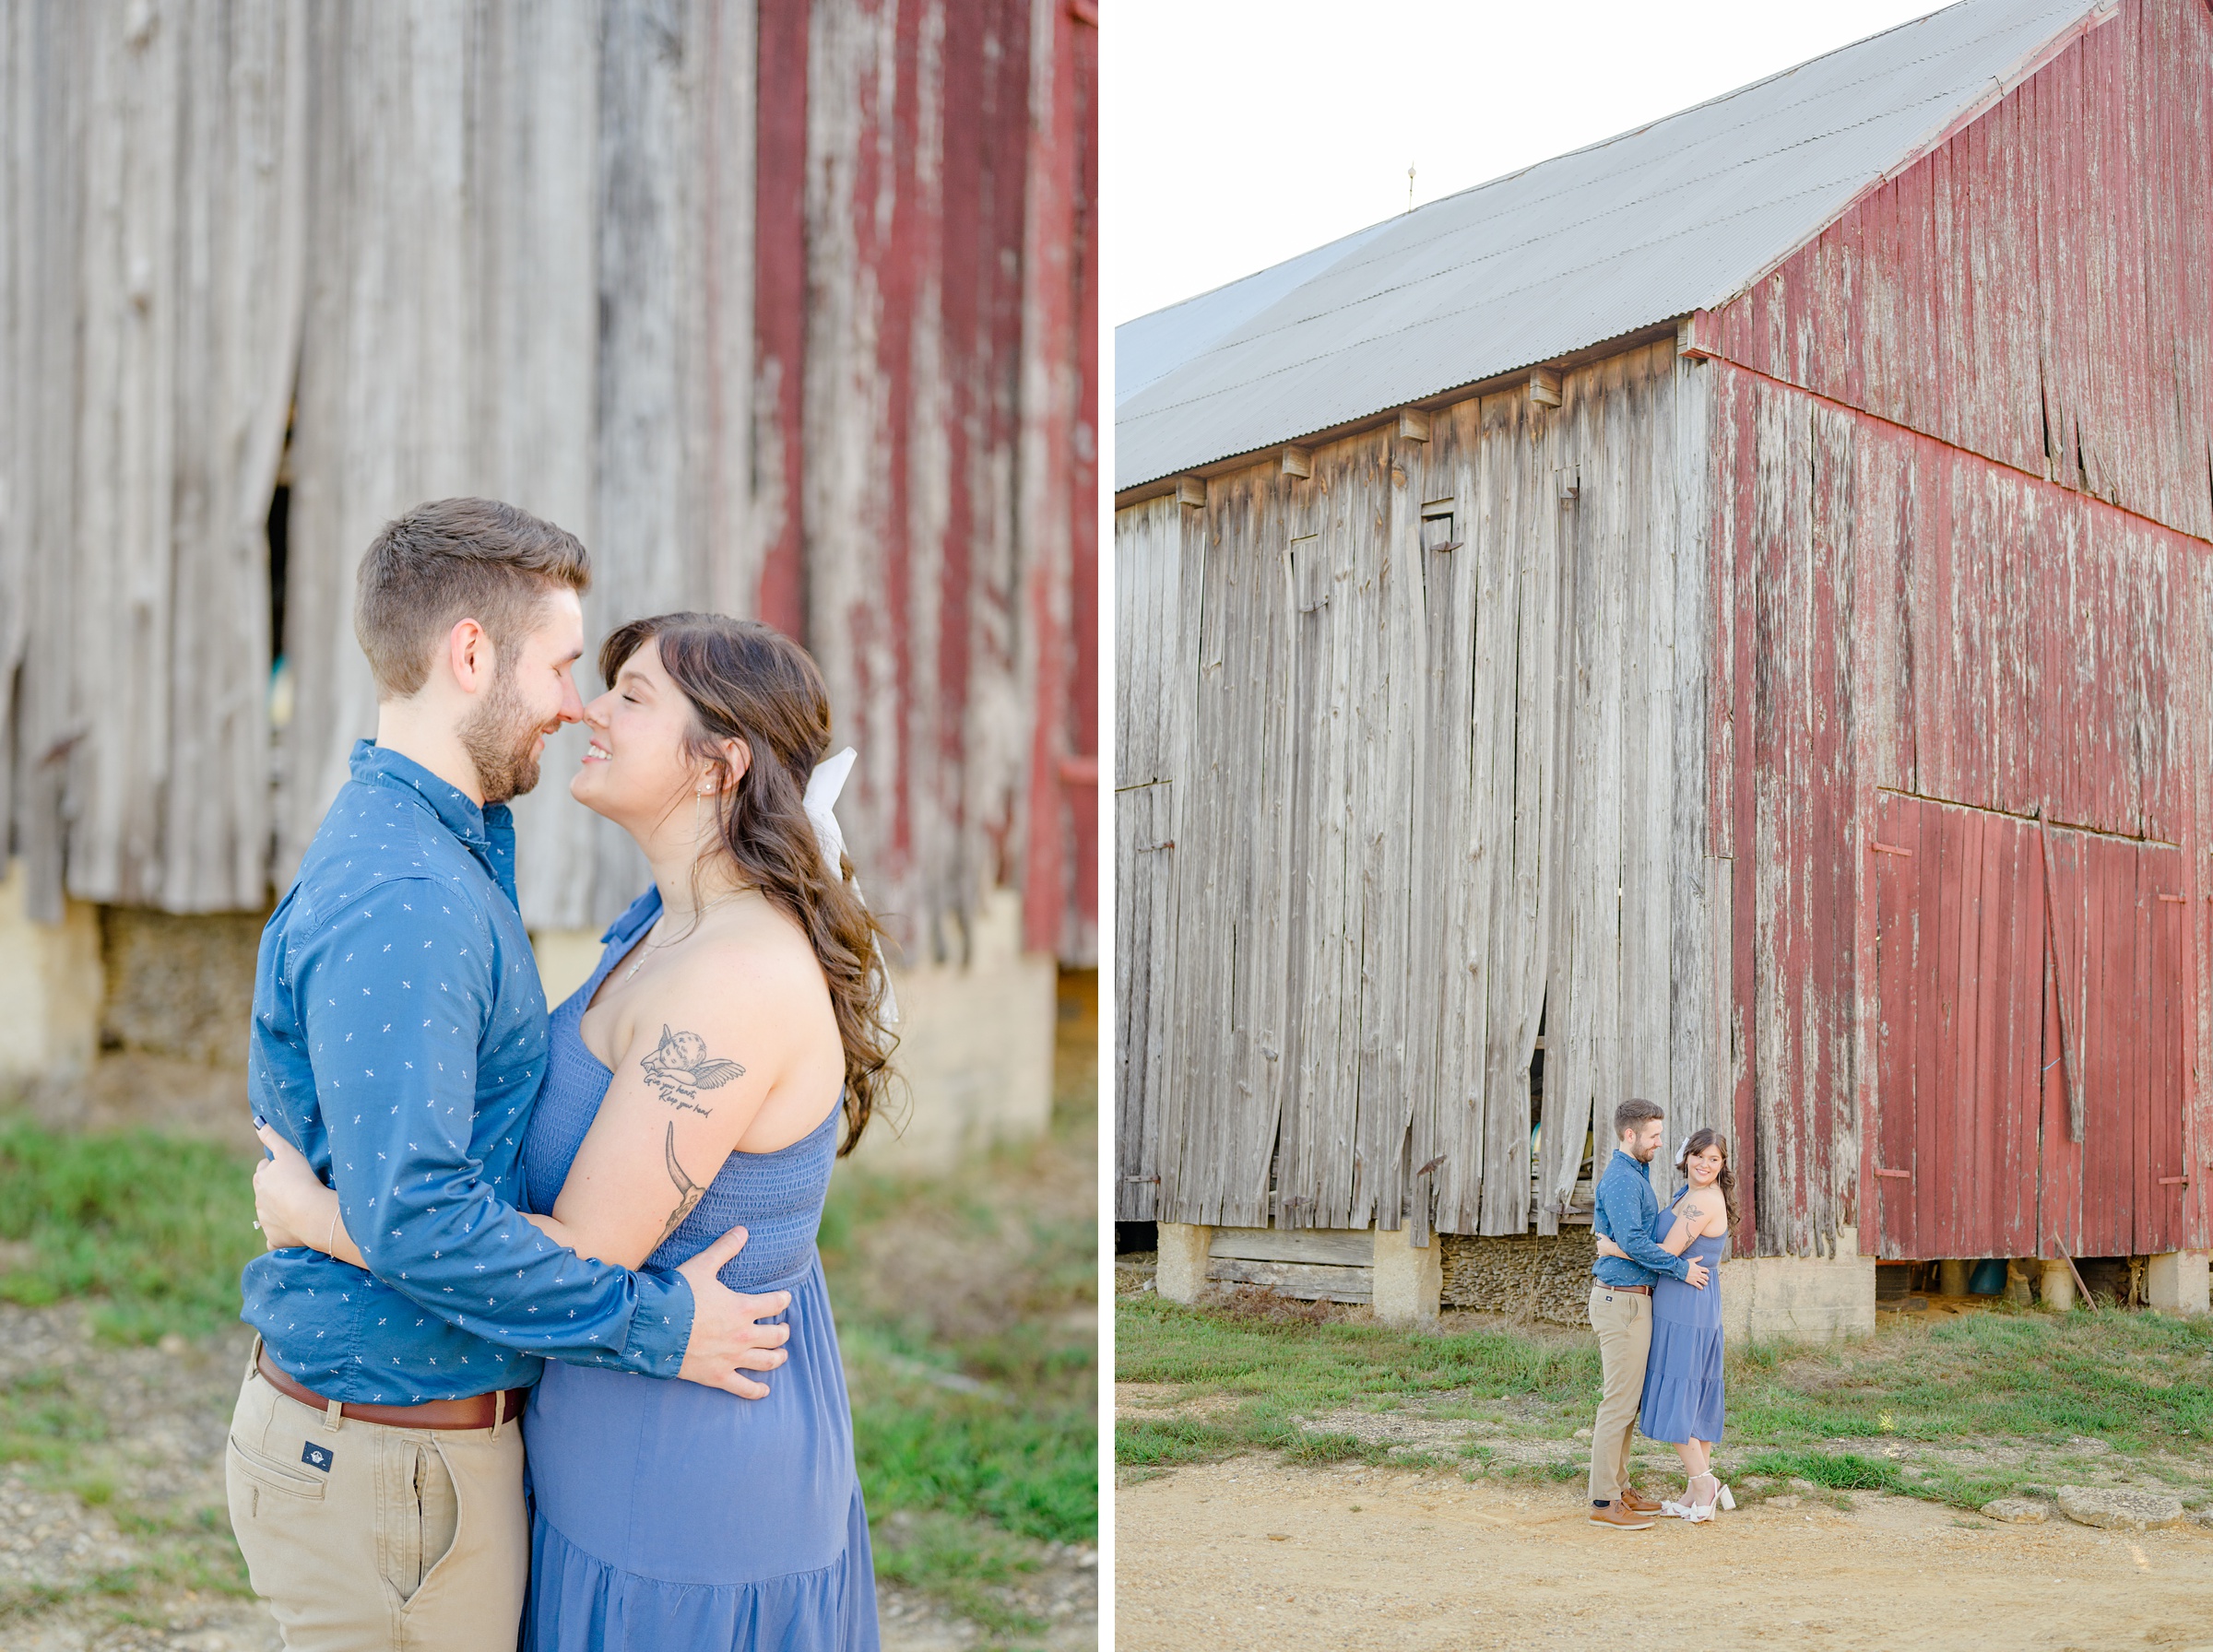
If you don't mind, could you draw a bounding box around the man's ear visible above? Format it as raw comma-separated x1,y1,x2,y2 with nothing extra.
446,618,493,695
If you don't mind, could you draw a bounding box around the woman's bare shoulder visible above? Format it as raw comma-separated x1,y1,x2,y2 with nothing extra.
1680,1188,1726,1228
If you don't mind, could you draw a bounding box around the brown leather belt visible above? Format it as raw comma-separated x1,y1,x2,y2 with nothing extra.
1596,1283,1651,1296
257,1345,529,1431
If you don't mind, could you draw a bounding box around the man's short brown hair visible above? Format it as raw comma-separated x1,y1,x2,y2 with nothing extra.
1614,1097,1665,1139
354,498,590,698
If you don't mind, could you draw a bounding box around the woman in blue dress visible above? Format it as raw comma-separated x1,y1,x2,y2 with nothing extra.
255,613,892,1649
1593,1127,1734,1523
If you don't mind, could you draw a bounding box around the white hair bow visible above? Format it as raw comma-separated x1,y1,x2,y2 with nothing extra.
804,748,898,1023
1674,1137,1693,1174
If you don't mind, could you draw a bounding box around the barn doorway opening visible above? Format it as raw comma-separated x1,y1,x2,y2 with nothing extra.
1528,994,1547,1224
267,409,294,733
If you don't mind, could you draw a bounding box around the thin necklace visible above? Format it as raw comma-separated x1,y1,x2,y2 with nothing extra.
621,917,670,983
621,890,744,983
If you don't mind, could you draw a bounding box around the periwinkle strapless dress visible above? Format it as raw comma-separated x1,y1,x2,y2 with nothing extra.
519,889,878,1652
1638,1189,1727,1445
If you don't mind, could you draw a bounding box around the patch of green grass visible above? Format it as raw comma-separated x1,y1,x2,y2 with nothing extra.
1116,1415,1247,1467
821,969,1098,1637
1117,1292,2213,1512
0,1121,261,1344
0,1366,108,1470
1740,1449,1905,1493
1723,1308,2213,1449
843,1328,1095,1543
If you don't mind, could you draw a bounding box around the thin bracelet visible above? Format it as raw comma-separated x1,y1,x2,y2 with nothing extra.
326,1202,341,1257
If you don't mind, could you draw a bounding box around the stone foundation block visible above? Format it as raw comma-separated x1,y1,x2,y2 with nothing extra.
1156,1223,1213,1304
1718,1227,1875,1343
0,862,103,1088
2146,1250,2209,1315
1371,1226,1442,1328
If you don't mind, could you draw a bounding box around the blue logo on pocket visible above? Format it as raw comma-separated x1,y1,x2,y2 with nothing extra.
302,1441,335,1472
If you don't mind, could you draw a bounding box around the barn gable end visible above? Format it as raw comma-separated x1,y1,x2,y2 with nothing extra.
1706,0,2213,544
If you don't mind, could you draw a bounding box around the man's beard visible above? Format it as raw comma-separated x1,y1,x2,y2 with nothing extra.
458,671,548,805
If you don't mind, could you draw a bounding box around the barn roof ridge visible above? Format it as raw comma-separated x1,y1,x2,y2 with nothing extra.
1115,0,2110,493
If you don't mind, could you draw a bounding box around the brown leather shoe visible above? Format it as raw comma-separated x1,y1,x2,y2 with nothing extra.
1617,1485,1663,1513
1588,1502,1656,1530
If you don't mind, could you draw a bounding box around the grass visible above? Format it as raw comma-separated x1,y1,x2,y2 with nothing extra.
0,1121,265,1343
820,971,1099,1644
1115,1291,2213,1511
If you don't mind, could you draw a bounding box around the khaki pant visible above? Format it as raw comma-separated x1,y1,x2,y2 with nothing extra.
1587,1284,1651,1504
224,1346,527,1651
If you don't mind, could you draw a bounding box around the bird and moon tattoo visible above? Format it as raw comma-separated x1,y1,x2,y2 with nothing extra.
643,1026,747,1249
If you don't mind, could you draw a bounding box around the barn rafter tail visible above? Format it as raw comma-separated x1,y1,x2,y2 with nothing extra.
0,0,1095,1174
1117,0,2213,1335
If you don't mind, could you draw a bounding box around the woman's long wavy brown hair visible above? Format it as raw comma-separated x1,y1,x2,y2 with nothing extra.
600,613,896,1155
1679,1127,1738,1230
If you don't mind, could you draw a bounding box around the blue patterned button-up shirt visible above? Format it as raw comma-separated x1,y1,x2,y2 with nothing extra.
240,741,693,1402
1591,1148,1693,1289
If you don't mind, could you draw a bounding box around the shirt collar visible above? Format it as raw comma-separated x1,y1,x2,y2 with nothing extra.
349,739,519,904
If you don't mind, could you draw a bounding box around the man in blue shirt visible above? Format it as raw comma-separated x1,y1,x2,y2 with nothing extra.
226,500,793,1648
1586,1096,1709,1530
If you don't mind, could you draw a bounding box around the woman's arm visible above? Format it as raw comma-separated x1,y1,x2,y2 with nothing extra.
1592,1195,1715,1260
534,954,811,1269
257,943,812,1274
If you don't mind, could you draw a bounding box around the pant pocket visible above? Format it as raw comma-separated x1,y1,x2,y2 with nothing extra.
227,1434,328,1504
383,1442,460,1604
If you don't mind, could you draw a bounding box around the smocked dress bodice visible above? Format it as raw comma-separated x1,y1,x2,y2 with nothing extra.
522,888,840,1289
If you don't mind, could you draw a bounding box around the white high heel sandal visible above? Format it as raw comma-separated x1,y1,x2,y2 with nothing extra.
1671,1475,1733,1523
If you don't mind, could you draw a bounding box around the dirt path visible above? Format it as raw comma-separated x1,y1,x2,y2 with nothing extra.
1118,1456,2213,1651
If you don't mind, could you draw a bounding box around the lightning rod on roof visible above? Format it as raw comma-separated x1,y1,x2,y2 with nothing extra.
1407,164,1415,214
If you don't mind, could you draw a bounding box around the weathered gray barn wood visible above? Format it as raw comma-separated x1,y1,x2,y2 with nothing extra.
1118,339,1716,1237
283,0,619,923
2,0,91,921
4,0,1094,975
0,0,302,921
574,0,756,928
1112,492,1190,1223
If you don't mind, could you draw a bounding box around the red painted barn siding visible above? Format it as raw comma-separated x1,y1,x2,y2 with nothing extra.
1710,0,2213,545
791,0,1095,966
1018,0,1097,961
756,0,811,639
1710,363,2209,1259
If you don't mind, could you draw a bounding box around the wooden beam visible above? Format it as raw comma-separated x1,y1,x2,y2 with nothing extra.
1528,367,1563,407
1675,310,1720,360
1280,444,1312,478
1395,409,1430,442
1555,464,1580,503
1175,475,1206,508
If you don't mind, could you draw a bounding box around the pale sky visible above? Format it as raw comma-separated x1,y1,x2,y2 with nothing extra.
1105,0,1951,330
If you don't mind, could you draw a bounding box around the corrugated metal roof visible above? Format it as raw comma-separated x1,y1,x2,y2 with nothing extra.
1115,0,2106,491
